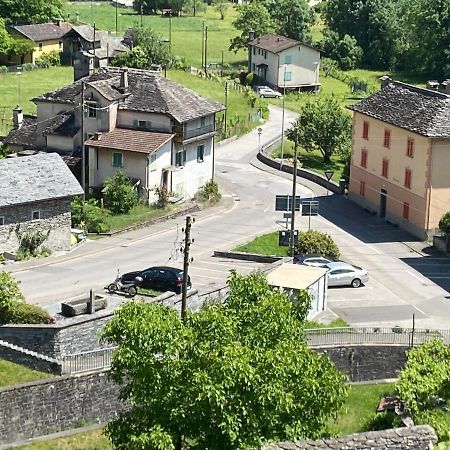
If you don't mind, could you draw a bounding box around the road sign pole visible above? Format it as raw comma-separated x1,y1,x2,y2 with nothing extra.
324,171,334,197
309,212,311,230
289,136,298,256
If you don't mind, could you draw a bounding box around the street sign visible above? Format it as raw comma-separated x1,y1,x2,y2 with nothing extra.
324,171,334,181
275,195,301,212
279,230,298,247
302,200,319,216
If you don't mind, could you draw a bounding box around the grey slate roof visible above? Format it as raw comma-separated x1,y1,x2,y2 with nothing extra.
12,23,65,42
3,116,37,149
0,153,83,207
43,112,79,137
34,67,224,123
248,33,320,54
348,81,450,138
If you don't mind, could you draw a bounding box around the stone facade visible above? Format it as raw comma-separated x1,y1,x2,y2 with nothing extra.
0,198,72,254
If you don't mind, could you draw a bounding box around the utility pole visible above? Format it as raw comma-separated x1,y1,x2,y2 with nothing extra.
169,16,172,54
80,82,86,199
201,21,205,70
115,0,118,35
224,81,229,135
140,4,143,27
289,134,299,257
221,50,224,77
280,64,287,165
204,25,208,75
93,22,96,70
181,215,193,320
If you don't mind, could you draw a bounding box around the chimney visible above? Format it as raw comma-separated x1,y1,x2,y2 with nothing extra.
441,79,450,95
247,29,255,73
119,67,129,94
379,75,392,89
94,132,102,140
12,106,23,129
426,80,439,91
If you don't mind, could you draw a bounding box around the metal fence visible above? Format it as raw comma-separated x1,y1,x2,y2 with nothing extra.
60,327,450,374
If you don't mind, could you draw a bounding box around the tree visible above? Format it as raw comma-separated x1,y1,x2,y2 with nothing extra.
103,171,138,215
214,0,229,20
182,0,206,16
0,271,24,314
272,0,314,43
0,18,11,54
286,96,351,163
0,0,65,26
230,2,275,53
295,229,340,258
321,30,363,70
112,27,171,69
439,212,450,235
133,0,162,15
102,272,348,449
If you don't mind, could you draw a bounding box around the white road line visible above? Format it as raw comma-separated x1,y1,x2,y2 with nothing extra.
407,271,425,282
197,260,264,269
190,266,231,274
190,273,224,281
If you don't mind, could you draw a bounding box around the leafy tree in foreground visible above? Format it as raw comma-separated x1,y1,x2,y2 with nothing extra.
287,96,351,163
0,0,65,26
0,18,11,54
103,171,138,215
103,272,348,449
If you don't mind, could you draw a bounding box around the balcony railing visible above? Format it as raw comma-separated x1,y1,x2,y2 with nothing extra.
183,123,215,140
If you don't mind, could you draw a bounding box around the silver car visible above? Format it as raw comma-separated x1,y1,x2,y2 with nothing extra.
258,87,283,98
325,262,369,288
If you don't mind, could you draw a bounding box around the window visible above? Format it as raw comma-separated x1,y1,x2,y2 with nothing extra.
197,144,205,162
403,202,410,220
404,168,412,189
360,148,367,168
284,71,292,81
381,158,389,178
175,150,186,167
284,55,292,64
362,121,369,139
359,180,365,196
38,43,43,51
138,120,148,129
0,216,4,226
383,129,391,148
252,63,255,72
112,152,123,167
149,153,157,171
32,210,40,221
253,47,255,55
264,51,267,59
407,138,414,158
87,103,97,118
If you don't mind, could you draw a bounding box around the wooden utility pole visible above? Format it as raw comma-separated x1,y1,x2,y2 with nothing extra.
201,22,205,70
80,82,86,199
289,134,299,256
204,25,208,74
181,215,193,320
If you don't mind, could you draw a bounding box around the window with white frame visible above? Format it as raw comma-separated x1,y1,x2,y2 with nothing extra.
0,216,4,226
175,149,186,167
32,210,40,221
149,152,157,171
87,102,97,118
112,152,123,167
284,71,292,81
197,144,205,162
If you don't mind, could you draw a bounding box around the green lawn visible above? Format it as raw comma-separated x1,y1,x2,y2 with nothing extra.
234,231,289,257
0,359,53,387
64,3,247,67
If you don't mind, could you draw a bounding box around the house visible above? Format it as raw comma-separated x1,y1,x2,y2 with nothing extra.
267,263,328,319
4,67,224,203
6,22,70,65
61,25,129,80
0,153,83,255
247,33,320,92
347,77,450,239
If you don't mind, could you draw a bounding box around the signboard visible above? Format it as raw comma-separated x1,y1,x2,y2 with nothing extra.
302,200,319,216
324,171,334,181
275,195,301,212
278,230,299,247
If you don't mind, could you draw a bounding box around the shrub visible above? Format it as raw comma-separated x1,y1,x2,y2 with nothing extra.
35,50,60,68
155,186,170,209
361,412,402,431
295,230,340,258
71,197,110,233
0,271,24,314
245,72,259,86
416,410,450,442
0,65,7,73
439,211,450,234
21,63,35,71
5,302,51,324
103,171,138,215
17,230,48,259
197,179,221,203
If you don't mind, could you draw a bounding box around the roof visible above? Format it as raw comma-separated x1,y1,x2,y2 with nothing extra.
43,112,79,137
3,116,37,149
85,128,174,154
0,153,83,207
348,81,450,138
34,67,224,123
67,24,101,43
64,25,128,54
12,23,65,42
248,33,320,54
267,263,327,290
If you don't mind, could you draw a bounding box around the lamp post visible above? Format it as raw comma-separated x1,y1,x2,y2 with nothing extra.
280,64,287,165
257,127,262,153
289,133,299,257
17,67,22,106
224,80,230,135
313,61,319,93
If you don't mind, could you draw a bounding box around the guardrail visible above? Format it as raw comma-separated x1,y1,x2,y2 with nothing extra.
60,327,450,374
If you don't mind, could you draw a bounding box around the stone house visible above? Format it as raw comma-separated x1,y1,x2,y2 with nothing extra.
248,33,321,92
4,67,224,203
348,77,450,239
0,153,83,255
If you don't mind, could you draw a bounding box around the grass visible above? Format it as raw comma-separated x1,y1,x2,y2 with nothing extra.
234,231,289,257
64,3,247,67
305,317,349,329
0,359,53,387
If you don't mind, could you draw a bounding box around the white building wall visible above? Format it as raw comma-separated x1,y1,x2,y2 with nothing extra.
277,46,320,89
147,140,172,203
117,110,172,132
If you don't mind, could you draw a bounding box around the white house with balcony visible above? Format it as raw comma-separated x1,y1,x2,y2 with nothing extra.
248,33,321,92
5,67,224,203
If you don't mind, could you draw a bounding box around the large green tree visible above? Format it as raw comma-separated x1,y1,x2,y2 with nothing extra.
321,30,363,70
272,0,314,43
229,2,274,52
0,18,11,54
103,272,348,449
287,96,351,163
0,0,65,25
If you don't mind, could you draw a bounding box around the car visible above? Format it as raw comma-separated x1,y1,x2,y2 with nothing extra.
258,87,283,98
120,266,191,294
325,262,369,288
293,254,339,267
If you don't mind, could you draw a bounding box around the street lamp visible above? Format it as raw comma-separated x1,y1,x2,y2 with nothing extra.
224,80,230,135
313,61,319,93
280,64,287,166
257,127,262,153
16,67,22,106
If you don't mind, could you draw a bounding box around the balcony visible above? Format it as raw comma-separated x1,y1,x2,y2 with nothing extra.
183,123,216,141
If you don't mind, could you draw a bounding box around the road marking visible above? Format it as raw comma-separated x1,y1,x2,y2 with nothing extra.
190,266,231,274
197,260,263,269
407,271,424,282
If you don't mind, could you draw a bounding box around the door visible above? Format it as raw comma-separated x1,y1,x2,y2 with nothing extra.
142,269,158,289
380,188,387,218
339,269,354,286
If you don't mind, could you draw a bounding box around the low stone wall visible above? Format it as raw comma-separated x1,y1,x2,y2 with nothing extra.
213,250,282,264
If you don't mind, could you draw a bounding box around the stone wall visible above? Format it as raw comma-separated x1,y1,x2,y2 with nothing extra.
0,371,126,445
0,197,72,254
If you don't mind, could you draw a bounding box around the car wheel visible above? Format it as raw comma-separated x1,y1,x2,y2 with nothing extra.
127,286,138,297
351,278,362,288
260,95,265,98
107,283,117,293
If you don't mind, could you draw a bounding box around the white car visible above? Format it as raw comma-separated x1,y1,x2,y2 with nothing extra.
325,262,369,288
258,87,283,98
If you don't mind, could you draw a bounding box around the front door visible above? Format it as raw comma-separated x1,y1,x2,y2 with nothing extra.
380,188,387,218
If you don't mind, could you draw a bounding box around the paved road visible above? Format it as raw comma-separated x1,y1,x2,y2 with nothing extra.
8,105,450,329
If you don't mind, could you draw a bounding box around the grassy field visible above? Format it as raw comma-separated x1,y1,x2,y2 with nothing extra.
234,231,290,257
64,2,247,67
0,359,52,387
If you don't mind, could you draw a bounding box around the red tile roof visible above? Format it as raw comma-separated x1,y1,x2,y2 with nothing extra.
85,128,174,154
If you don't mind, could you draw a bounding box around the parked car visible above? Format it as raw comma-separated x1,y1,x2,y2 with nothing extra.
258,87,283,98
325,262,369,288
293,254,339,267
120,266,191,294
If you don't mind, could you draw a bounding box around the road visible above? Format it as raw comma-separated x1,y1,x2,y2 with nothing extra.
9,105,450,329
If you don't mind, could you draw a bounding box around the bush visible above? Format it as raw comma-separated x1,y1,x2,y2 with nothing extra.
361,412,402,431
295,230,340,258
5,302,51,324
17,230,47,259
0,65,7,73
245,72,259,86
71,197,110,233
197,179,221,203
21,63,36,71
35,50,60,68
103,171,138,215
416,410,450,442
0,271,24,313
439,211,450,234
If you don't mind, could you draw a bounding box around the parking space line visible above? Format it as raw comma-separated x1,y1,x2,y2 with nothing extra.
190,266,231,274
